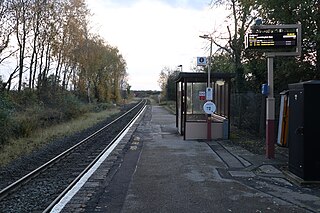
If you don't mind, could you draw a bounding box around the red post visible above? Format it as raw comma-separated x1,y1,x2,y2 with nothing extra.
266,119,275,158
207,115,211,140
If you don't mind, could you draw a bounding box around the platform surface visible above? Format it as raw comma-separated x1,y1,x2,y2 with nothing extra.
62,105,320,213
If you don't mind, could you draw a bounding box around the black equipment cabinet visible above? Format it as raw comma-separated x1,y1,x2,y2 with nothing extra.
288,80,320,181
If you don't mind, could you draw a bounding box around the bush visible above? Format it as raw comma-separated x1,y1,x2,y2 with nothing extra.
0,93,14,146
0,110,11,146
11,113,39,138
10,90,38,111
92,103,113,112
38,108,63,127
0,89,115,146
38,89,88,122
57,92,88,120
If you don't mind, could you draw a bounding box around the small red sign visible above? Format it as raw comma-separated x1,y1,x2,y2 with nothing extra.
199,91,205,100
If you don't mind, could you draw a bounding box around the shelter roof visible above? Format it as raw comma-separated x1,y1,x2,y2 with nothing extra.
175,72,235,83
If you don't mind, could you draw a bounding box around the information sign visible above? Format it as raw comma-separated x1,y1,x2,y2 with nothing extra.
245,32,297,49
203,101,216,114
197,57,207,66
206,87,213,101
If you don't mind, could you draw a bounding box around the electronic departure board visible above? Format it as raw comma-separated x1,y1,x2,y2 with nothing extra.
245,32,297,49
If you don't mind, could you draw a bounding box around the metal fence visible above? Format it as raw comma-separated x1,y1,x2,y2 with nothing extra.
230,92,281,137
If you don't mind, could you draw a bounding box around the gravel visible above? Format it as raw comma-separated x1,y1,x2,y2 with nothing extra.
0,101,145,212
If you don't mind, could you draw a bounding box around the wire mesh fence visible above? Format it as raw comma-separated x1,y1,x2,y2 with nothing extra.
230,92,281,137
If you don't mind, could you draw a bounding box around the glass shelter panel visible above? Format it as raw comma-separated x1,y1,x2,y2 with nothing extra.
186,82,207,121
213,80,228,117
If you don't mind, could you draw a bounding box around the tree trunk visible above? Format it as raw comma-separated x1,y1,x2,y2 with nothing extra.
87,80,91,103
17,1,29,92
29,19,40,89
43,43,51,79
38,39,45,87
32,50,38,89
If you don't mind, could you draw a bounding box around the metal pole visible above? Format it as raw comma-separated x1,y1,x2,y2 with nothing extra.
207,38,213,140
208,39,212,86
266,56,275,159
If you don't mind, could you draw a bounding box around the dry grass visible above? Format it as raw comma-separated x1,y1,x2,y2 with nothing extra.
229,126,266,155
0,108,120,166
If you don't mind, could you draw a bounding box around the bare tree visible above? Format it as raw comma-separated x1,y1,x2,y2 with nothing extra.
210,0,257,92
0,0,128,99
11,0,32,91
28,0,42,89
0,1,14,58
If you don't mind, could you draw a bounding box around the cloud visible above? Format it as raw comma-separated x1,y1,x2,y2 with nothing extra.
91,0,210,10
87,0,227,90
159,0,210,10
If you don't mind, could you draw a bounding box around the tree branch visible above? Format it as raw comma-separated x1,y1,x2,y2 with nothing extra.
212,38,232,54
227,25,234,50
0,48,18,64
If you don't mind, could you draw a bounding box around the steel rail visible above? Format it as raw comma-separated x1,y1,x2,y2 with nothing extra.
0,99,146,201
43,99,147,212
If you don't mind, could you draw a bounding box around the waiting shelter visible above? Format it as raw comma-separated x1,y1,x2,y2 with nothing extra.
175,72,234,140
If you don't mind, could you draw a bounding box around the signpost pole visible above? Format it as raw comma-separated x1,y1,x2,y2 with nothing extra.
207,38,213,141
266,55,275,159
199,34,214,141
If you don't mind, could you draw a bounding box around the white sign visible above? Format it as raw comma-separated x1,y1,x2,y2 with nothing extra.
199,91,206,100
206,87,213,101
197,57,207,66
199,91,205,96
203,101,216,114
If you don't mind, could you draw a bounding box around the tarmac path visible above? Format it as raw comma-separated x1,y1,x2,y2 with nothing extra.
62,105,320,213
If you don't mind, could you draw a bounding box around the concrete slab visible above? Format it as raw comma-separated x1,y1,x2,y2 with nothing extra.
259,165,282,174
228,171,256,178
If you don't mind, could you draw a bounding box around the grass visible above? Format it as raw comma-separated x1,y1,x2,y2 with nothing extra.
0,107,120,167
230,126,266,155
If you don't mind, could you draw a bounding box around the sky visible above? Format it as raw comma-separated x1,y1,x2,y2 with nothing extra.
87,0,228,91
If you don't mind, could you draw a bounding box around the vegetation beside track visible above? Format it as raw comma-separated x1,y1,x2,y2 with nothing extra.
0,90,134,166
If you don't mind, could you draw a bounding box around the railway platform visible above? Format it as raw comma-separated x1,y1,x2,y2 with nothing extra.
59,105,320,213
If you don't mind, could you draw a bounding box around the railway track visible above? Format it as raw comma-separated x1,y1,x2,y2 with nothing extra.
0,99,147,212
